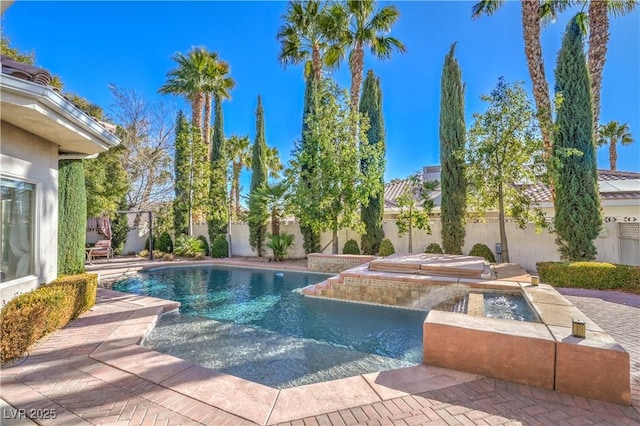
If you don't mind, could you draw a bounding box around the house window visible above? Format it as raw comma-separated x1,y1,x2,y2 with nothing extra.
1,178,35,282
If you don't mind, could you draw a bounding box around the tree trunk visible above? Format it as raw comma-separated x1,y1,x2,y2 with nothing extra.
191,93,204,143
312,44,322,82
204,92,212,160
588,0,609,146
332,219,339,254
498,182,509,263
272,211,280,236
231,162,242,221
520,1,553,161
610,140,617,171
349,44,365,114
408,206,413,254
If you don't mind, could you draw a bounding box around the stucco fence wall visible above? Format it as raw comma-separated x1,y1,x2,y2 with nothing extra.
195,219,625,273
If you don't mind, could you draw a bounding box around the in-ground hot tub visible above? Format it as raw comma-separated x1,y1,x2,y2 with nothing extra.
303,253,631,405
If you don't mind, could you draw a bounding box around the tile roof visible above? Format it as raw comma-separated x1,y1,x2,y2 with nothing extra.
1,55,52,86
384,169,640,207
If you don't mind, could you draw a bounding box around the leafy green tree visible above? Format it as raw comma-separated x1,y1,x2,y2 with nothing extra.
58,160,87,275
597,121,634,171
226,135,252,221
394,175,437,254
249,96,269,256
1,36,35,65
439,43,467,255
552,19,602,260
324,0,406,112
358,70,386,255
84,145,129,218
467,78,546,264
207,93,228,242
288,78,383,254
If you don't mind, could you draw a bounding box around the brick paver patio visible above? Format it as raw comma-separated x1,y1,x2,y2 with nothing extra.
1,260,638,425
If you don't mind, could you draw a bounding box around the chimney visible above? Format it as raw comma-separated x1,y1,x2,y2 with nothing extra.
422,165,441,183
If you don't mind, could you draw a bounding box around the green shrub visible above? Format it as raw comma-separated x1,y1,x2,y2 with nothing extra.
211,235,229,258
378,238,395,257
425,243,444,254
157,232,173,253
174,236,205,258
342,239,361,255
144,235,157,251
537,261,640,294
197,235,210,256
469,243,496,263
1,273,97,363
267,233,295,261
162,253,175,261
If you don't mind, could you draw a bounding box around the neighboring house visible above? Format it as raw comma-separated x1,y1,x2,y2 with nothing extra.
384,165,640,268
0,56,120,304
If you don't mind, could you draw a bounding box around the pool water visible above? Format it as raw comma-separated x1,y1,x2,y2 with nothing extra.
112,265,426,388
483,292,539,322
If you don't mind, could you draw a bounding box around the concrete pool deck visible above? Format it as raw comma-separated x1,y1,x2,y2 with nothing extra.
1,258,639,425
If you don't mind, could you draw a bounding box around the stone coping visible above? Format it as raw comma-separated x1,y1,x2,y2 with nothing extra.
424,282,631,405
79,289,483,425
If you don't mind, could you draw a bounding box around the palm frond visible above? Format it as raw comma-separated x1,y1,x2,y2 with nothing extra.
471,0,505,19
608,0,638,18
371,36,406,59
367,5,401,32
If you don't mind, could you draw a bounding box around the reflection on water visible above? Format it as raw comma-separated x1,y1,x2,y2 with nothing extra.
113,265,426,388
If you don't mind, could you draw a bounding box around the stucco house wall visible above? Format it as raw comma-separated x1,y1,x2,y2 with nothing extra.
0,122,59,302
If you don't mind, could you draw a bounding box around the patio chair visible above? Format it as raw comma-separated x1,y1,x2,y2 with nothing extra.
89,239,113,263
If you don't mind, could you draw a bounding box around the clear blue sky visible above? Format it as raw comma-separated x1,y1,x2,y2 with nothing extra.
3,1,639,184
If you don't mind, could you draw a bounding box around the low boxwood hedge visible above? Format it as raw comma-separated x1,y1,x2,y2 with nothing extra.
1,273,98,364
536,261,640,294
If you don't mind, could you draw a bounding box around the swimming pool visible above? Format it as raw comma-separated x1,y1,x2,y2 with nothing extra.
112,265,426,388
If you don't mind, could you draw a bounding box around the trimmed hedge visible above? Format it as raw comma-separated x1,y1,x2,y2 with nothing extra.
343,239,361,255
425,243,444,254
197,235,210,256
469,243,496,263
211,235,229,258
378,238,395,257
1,273,98,363
537,261,640,294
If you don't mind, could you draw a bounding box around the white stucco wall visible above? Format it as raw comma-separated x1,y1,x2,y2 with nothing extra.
1,122,58,303
223,207,637,272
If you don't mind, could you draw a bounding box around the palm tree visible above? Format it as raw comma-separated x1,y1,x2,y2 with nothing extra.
159,47,211,143
472,0,553,159
277,0,333,81
325,0,406,112
248,181,291,236
265,146,284,179
203,58,235,154
540,0,637,143
226,134,251,221
597,121,634,170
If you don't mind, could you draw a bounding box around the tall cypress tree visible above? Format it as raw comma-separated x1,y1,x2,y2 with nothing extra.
249,95,268,256
299,74,321,254
173,111,190,236
359,70,386,255
207,93,229,243
439,43,467,255
58,159,87,275
553,19,602,260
